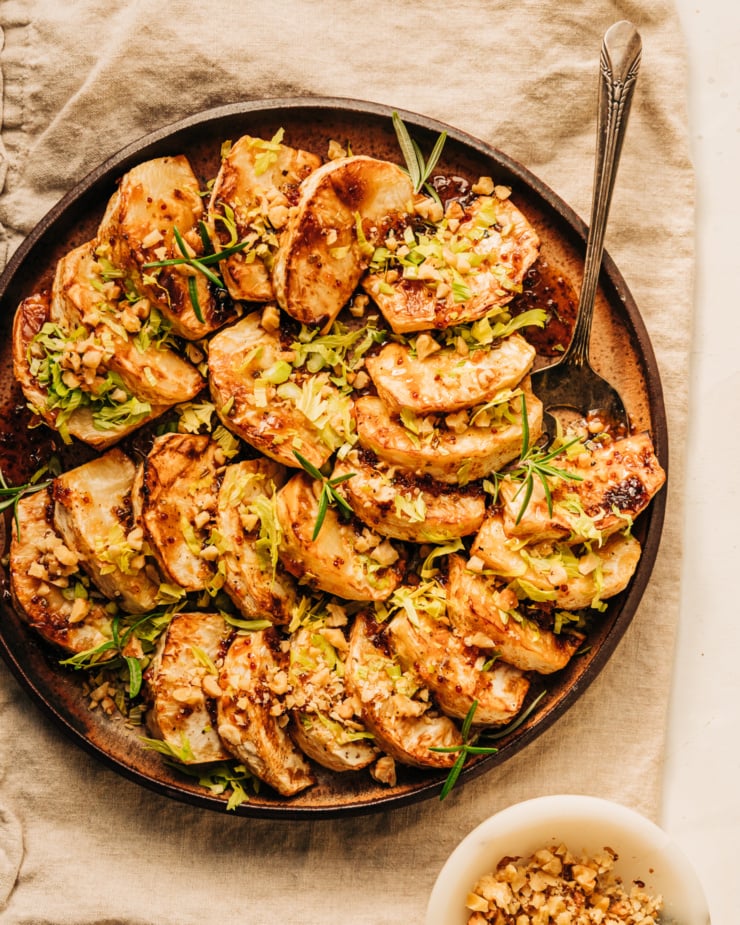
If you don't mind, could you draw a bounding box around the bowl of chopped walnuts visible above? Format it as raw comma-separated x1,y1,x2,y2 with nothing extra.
426,794,710,925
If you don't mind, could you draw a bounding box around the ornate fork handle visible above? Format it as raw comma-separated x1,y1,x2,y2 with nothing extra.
565,21,642,367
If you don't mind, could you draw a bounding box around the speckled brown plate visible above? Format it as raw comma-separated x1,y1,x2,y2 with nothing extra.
0,98,667,818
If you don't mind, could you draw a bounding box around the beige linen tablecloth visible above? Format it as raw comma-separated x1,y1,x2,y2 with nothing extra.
0,2,693,922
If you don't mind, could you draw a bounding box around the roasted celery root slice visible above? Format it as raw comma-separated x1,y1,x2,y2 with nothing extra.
208,134,321,301
217,629,315,797
216,459,297,623
332,450,485,542
272,156,414,330
207,311,340,470
288,622,377,772
363,193,540,334
97,155,233,340
387,608,530,726
291,714,376,774
353,379,542,484
365,333,535,416
345,612,462,769
10,489,114,656
144,612,232,764
50,240,204,406
499,432,666,542
52,448,163,614
446,555,583,674
470,511,642,610
13,293,168,449
276,472,404,602
139,433,224,593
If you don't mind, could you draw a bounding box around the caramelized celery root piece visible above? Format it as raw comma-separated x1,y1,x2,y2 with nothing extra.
208,133,321,301
446,555,584,674
216,459,298,623
470,511,642,610
217,629,315,797
144,612,232,764
290,714,377,773
50,241,204,406
207,311,340,470
387,607,530,726
13,293,169,449
273,155,414,330
97,154,232,339
138,433,225,593
363,192,540,334
276,472,404,602
353,378,543,485
499,431,667,542
52,448,163,614
332,450,486,543
345,612,462,769
365,333,535,416
10,489,114,656
288,623,377,772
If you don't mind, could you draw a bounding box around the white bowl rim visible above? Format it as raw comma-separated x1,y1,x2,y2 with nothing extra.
425,794,711,925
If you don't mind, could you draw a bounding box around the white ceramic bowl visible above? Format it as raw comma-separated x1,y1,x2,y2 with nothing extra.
426,794,710,925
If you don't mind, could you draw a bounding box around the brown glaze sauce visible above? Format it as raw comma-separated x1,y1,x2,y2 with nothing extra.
0,398,65,484
510,256,579,359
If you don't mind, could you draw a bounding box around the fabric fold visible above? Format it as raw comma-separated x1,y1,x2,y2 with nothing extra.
0,805,22,909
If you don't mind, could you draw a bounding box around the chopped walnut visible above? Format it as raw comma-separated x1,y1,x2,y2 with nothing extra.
415,332,442,361
465,843,663,925
327,139,347,160
260,303,281,332
68,597,90,625
471,176,495,196
370,755,396,786
414,196,444,223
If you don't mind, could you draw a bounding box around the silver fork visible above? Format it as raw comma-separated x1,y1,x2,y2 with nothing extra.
530,21,641,435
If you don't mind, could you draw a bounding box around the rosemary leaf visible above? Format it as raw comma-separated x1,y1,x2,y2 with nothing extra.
313,489,329,541
292,451,325,482
483,690,548,741
197,220,214,256
187,274,204,324
520,392,531,452
438,753,465,801
392,111,422,190
392,111,447,195
424,130,448,183
125,655,143,698
514,476,535,526
461,697,479,739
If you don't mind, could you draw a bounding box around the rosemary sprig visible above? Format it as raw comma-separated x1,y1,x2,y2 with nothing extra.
292,451,355,540
392,111,447,196
142,221,250,323
0,460,60,540
432,690,548,800
504,395,583,524
431,700,498,800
